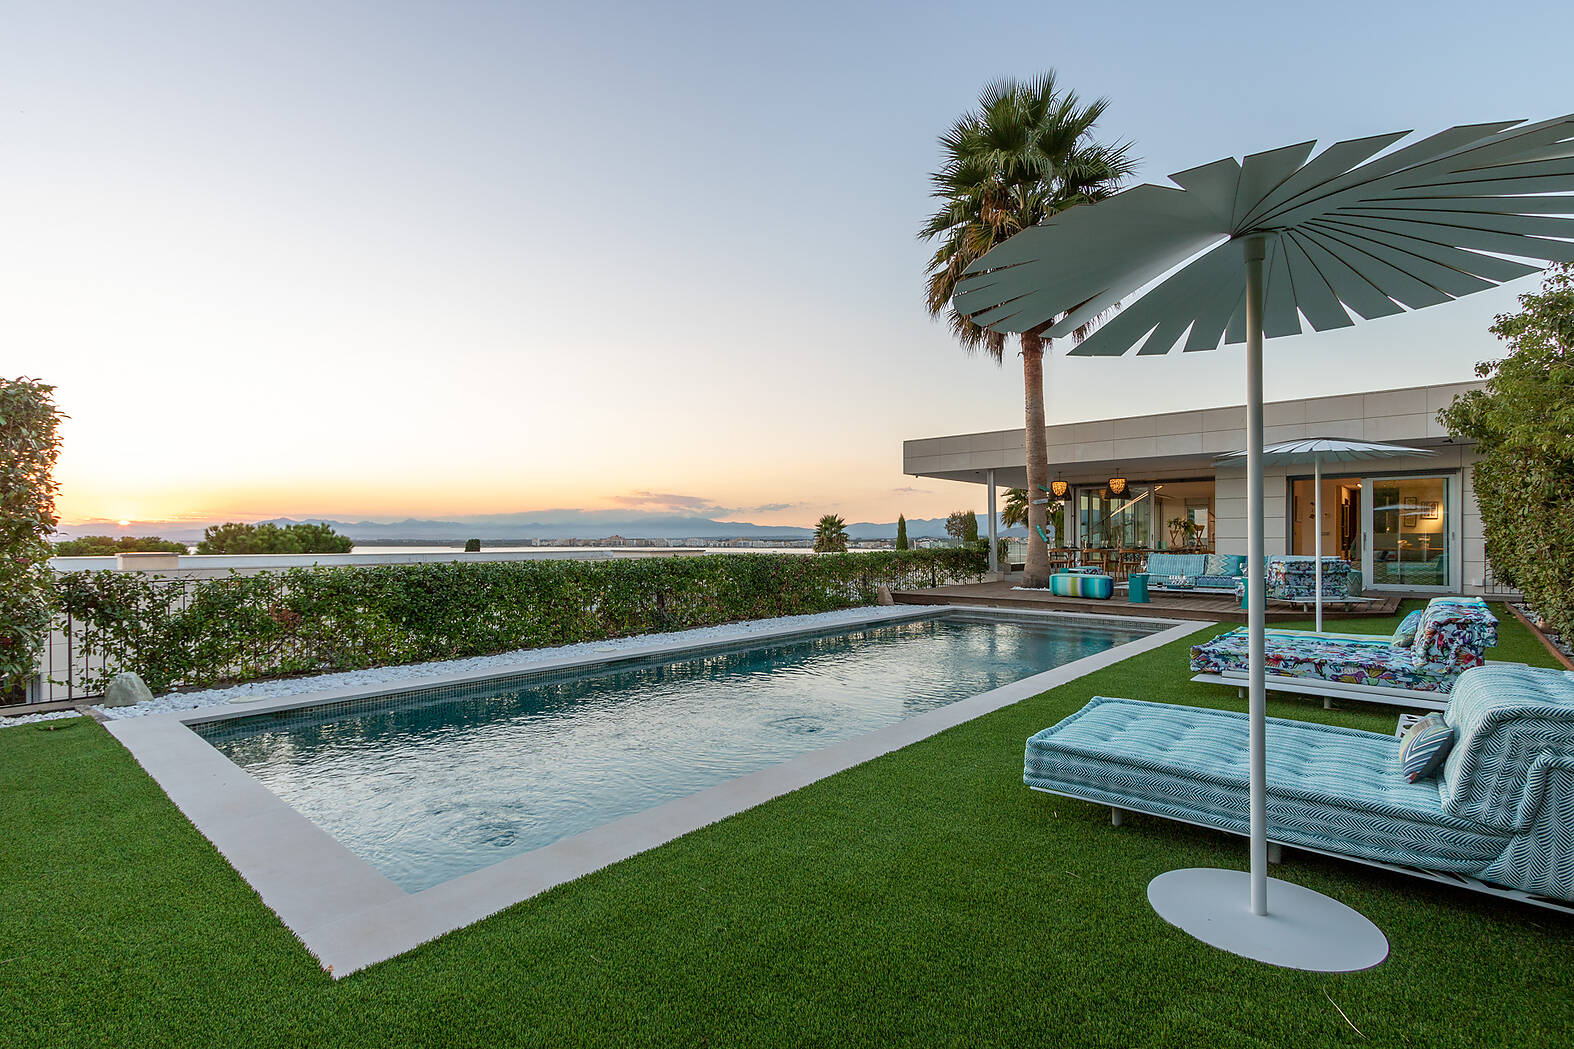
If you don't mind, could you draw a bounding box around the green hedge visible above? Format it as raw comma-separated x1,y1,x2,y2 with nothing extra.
1438,263,1574,641
52,550,986,695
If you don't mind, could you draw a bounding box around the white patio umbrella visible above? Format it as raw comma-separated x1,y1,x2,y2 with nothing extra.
954,114,1574,971
1214,438,1435,631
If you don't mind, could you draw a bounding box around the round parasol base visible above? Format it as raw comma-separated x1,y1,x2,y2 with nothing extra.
1148,867,1388,972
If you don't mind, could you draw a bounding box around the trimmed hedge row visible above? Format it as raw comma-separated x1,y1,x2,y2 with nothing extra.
53,549,986,695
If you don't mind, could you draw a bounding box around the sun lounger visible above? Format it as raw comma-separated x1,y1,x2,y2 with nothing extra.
1023,662,1574,911
1189,597,1498,711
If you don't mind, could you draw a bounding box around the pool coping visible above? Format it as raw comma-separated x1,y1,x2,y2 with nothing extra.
106,604,1205,977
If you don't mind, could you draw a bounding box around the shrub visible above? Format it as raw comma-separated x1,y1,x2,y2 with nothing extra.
52,549,987,695
53,535,189,556
1439,263,1574,640
0,378,64,699
464,538,481,553
196,521,355,554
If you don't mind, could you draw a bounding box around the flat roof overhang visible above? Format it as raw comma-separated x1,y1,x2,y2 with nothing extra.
906,436,1462,488
903,382,1478,488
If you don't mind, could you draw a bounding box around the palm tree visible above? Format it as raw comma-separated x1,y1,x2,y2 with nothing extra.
1005,487,1068,544
1000,488,1030,530
813,514,849,553
921,73,1134,586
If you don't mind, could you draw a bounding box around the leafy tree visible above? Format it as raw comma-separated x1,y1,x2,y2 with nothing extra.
945,510,980,541
464,539,481,553
53,535,189,556
0,377,64,698
1440,262,1574,639
895,515,908,550
196,521,354,555
813,514,849,553
921,73,1134,586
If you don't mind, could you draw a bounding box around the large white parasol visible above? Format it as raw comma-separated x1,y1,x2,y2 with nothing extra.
1215,438,1435,631
954,114,1574,971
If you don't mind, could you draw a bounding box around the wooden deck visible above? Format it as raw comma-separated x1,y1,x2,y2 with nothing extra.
893,580,1402,624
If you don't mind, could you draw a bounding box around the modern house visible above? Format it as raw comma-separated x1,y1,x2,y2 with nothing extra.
903,381,1500,596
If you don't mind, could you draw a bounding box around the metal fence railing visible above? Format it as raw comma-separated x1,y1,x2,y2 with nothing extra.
1481,560,1521,600
36,576,208,704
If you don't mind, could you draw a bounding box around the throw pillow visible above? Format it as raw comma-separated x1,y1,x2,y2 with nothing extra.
1391,609,1424,648
1398,713,1454,782
1204,553,1234,578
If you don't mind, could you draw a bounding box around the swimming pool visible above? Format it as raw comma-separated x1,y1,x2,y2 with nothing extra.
195,611,1159,892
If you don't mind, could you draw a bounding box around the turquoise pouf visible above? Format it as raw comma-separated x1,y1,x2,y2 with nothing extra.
1049,573,1113,599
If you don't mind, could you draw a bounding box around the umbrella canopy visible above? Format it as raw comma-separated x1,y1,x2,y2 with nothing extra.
954,115,1574,350
952,116,1574,973
1214,438,1436,467
1216,439,1436,630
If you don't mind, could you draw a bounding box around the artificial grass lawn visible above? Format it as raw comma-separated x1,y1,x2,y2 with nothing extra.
3,602,1570,1048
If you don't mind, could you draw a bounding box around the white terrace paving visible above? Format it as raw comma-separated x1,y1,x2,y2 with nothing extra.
106,604,1202,977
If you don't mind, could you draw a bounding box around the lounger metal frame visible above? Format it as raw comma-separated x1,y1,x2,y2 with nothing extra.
1189,670,1448,711
1030,785,1574,916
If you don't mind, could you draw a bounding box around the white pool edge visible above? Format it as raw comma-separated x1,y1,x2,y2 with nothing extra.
106,605,1206,977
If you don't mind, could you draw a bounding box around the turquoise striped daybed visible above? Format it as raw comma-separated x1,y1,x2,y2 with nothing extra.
1023,663,1574,908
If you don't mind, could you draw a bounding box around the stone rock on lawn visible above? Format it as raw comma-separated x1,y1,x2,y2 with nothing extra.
104,672,153,708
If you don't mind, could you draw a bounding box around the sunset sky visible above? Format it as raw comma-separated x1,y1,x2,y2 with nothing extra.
7,1,1571,530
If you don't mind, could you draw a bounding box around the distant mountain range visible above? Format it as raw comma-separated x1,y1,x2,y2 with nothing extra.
59,510,1029,544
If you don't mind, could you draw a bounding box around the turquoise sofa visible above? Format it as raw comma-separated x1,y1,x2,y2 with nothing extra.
1144,552,1244,591
1023,663,1574,904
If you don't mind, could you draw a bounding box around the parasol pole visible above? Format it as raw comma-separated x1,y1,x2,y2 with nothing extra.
1314,455,1324,632
1244,236,1268,917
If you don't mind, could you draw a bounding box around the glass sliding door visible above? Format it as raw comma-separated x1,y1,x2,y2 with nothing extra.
1076,485,1152,548
1151,480,1215,551
1072,479,1215,551
1290,475,1363,563
1366,475,1451,590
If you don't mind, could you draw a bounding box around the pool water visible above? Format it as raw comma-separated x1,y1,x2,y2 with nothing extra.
199,613,1154,891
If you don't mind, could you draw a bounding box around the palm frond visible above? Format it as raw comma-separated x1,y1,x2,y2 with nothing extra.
919,70,1136,357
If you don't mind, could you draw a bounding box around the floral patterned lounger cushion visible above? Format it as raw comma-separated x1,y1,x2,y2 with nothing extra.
1411,598,1499,677
1189,628,1456,692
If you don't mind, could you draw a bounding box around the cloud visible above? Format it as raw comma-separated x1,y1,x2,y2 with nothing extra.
608,491,725,513
606,493,804,517
891,486,930,495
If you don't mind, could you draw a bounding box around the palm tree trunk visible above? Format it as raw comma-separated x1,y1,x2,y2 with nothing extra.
1021,326,1052,588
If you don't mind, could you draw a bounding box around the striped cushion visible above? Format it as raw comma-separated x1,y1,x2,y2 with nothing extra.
1391,610,1424,648
1439,664,1574,829
1204,553,1238,577
1398,714,1453,781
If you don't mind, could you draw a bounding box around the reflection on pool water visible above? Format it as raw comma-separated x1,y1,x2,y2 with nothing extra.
198,613,1156,891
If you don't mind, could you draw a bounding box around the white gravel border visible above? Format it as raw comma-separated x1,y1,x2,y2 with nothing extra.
82,606,934,723
0,709,84,728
